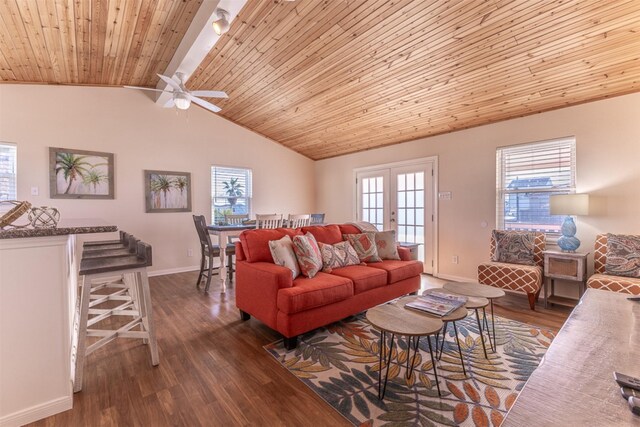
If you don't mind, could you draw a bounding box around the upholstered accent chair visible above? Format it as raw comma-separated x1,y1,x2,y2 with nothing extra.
477,231,545,310
586,234,640,295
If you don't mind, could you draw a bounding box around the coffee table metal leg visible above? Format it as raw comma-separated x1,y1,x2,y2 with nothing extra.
405,336,421,379
475,308,489,359
482,307,495,352
490,299,497,351
378,331,395,400
438,321,448,360
427,335,442,397
452,321,467,377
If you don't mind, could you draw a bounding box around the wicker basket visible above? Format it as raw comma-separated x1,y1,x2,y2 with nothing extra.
0,201,32,229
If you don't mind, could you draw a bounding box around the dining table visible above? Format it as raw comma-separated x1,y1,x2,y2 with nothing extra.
206,223,255,293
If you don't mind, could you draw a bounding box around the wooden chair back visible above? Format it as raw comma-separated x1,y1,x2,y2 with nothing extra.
287,214,311,228
225,214,249,225
310,213,325,225
192,215,213,248
256,214,283,229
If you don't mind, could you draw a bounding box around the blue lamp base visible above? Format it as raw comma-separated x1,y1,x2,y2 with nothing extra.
557,216,580,252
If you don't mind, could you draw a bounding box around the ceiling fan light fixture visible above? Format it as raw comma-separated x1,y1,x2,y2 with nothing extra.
173,92,191,110
212,9,229,35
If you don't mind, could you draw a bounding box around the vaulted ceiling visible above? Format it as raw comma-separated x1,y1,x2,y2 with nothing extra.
1,1,640,160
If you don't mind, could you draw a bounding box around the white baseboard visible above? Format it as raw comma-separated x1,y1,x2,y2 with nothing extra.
148,265,200,277
434,273,476,283
0,395,72,427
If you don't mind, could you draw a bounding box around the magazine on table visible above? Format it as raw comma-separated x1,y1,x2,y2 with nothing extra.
405,291,467,316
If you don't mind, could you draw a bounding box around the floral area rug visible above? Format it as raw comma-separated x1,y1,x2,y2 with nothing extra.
265,312,555,426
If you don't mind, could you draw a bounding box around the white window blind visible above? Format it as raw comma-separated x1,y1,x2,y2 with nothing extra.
496,137,576,233
0,143,17,202
211,166,252,223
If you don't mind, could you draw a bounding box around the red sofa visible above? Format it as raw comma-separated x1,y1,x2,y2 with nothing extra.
235,224,423,349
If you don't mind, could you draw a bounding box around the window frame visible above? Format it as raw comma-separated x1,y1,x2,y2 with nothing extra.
210,165,253,224
0,142,17,203
496,137,576,235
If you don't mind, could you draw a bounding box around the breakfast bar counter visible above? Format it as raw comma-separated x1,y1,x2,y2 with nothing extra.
0,220,116,426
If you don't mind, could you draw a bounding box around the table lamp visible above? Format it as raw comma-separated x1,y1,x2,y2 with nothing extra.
550,194,589,252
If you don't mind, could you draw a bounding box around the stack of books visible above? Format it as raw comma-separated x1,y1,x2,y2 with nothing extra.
405,292,467,316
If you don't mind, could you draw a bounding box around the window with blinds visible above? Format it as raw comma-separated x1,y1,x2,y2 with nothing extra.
0,143,17,202
496,137,576,234
211,166,252,224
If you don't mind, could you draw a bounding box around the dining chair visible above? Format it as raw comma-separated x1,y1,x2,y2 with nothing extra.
287,213,311,228
225,214,249,225
192,215,234,292
256,214,283,229
310,213,325,225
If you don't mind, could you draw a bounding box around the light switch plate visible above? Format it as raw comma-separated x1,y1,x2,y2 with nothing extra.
30,186,39,196
438,191,452,200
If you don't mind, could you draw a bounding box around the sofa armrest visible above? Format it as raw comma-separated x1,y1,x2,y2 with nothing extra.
397,246,412,261
237,261,293,290
236,261,293,331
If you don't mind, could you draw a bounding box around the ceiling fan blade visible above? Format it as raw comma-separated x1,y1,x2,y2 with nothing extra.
188,94,221,113
163,97,175,108
190,90,228,99
157,74,182,92
123,85,171,93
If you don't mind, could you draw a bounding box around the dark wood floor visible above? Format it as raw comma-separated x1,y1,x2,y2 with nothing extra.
30,273,571,426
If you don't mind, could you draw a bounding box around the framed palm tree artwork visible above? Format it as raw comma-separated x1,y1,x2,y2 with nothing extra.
49,147,115,199
144,170,192,213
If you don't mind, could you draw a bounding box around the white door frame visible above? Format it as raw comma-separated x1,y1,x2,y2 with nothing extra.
353,156,439,276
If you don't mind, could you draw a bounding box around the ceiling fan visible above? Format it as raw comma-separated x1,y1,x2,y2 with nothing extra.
124,72,228,113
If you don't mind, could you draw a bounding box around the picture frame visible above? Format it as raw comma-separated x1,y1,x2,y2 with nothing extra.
49,147,115,199
144,170,192,213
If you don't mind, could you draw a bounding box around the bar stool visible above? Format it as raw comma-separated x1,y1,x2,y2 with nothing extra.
73,240,159,392
82,234,139,259
83,230,129,249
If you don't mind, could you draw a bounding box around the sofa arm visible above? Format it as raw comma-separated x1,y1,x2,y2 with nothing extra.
235,261,293,330
397,246,412,261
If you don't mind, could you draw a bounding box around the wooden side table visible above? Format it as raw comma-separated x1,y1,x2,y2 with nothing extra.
543,250,589,308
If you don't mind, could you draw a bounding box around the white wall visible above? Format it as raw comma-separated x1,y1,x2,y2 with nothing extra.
0,84,315,274
315,92,640,283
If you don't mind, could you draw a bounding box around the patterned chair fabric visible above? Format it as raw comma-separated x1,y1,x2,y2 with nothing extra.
477,231,545,310
586,234,640,295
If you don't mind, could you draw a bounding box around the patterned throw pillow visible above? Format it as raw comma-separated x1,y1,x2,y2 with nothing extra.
319,241,361,273
342,233,382,263
492,230,535,265
292,232,323,278
374,230,400,260
268,235,300,279
605,233,640,277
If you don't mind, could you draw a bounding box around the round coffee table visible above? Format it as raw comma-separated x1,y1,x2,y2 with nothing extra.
366,298,443,399
443,282,505,351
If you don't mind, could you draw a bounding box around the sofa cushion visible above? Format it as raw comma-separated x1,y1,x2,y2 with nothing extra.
330,265,388,294
277,272,354,314
269,235,300,279
605,233,640,277
338,224,361,235
367,260,423,284
492,230,536,265
301,225,343,244
319,241,360,273
292,233,323,278
478,262,542,294
240,228,302,263
343,233,382,263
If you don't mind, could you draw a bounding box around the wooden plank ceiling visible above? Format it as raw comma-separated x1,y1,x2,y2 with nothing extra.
0,1,639,159
0,0,202,86
189,0,640,159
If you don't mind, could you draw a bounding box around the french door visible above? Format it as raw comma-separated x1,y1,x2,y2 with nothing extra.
356,160,435,273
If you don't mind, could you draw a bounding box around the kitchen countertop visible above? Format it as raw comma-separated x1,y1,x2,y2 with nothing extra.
0,218,117,239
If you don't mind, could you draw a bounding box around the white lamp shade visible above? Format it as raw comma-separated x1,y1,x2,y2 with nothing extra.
550,194,589,216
